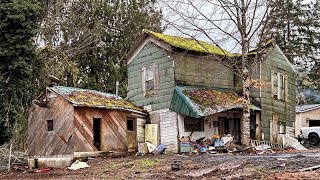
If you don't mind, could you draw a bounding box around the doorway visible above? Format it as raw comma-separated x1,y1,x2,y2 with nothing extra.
250,115,256,140
218,117,241,144
127,118,136,152
93,118,101,150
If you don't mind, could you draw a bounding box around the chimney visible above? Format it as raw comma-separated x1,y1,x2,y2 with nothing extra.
116,81,119,99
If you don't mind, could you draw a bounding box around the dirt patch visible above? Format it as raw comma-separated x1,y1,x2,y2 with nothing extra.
1,151,320,179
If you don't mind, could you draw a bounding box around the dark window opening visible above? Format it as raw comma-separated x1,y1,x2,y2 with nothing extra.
127,119,134,131
309,120,320,127
93,118,101,150
184,117,204,132
47,120,53,131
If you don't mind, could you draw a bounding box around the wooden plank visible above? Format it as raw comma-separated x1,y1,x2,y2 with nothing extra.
28,94,74,157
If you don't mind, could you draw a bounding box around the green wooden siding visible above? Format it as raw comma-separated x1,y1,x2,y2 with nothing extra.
259,45,296,141
173,54,235,90
127,43,175,110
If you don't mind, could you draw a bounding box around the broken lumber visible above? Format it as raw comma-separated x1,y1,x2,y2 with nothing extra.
301,165,320,171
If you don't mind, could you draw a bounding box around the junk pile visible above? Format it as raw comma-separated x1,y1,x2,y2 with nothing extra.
0,144,28,172
136,142,166,156
177,134,295,155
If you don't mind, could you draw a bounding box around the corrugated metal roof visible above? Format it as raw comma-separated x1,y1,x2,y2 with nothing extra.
169,86,261,118
296,104,320,113
49,86,144,114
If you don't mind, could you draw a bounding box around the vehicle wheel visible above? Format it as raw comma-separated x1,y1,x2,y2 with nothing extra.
308,133,319,145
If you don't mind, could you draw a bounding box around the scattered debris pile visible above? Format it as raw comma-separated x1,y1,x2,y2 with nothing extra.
0,144,28,172
176,134,307,155
137,142,166,156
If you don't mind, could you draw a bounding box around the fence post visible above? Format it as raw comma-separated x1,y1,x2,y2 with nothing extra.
8,144,12,172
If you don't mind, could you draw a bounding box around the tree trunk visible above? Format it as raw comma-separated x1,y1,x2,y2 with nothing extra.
240,0,251,146
241,77,251,146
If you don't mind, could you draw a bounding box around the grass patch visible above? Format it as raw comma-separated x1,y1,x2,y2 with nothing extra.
105,158,163,171
136,159,160,168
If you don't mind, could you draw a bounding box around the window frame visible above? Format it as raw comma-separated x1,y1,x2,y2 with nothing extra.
47,119,53,131
184,117,204,132
141,63,159,96
271,71,286,101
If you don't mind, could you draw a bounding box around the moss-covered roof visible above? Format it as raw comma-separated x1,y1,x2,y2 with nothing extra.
50,86,143,113
144,30,235,57
170,86,260,118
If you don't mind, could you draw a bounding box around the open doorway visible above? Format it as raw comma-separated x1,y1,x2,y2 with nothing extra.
127,118,136,152
93,118,101,150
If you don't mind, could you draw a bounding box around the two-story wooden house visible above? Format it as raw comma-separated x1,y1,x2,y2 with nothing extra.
126,30,296,152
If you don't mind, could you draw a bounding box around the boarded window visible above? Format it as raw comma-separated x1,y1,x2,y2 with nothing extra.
141,63,159,96
47,120,53,131
184,117,204,132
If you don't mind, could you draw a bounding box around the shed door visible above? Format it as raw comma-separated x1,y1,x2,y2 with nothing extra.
127,118,136,152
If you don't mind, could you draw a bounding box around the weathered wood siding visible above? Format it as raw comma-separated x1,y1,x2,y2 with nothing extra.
260,45,296,141
74,107,138,152
173,54,235,89
127,42,175,110
28,94,74,157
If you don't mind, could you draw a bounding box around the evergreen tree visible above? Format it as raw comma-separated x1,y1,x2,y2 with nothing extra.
37,0,162,96
268,0,320,103
0,0,42,147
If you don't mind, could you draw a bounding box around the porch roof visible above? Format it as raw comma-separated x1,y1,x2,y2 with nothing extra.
169,86,261,118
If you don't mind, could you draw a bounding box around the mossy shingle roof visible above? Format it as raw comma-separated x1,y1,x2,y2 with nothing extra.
144,30,235,57
50,86,143,113
170,86,260,118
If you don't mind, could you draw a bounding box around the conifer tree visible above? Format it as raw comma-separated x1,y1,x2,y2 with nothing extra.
0,0,42,146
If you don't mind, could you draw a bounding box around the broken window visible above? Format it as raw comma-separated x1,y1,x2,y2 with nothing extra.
127,119,134,131
141,63,159,96
184,117,204,132
146,66,154,91
271,71,285,100
47,120,53,131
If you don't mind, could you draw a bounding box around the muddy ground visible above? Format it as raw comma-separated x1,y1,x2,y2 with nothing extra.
1,150,320,179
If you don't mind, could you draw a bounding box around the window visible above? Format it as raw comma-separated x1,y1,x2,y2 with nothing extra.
271,71,285,100
127,119,134,131
146,66,154,91
47,120,53,131
184,117,204,132
141,63,159,96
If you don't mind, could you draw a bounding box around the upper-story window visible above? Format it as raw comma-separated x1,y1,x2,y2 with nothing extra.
141,63,159,96
271,71,285,100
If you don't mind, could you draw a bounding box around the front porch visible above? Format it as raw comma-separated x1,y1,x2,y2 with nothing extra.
170,86,262,146
177,111,261,145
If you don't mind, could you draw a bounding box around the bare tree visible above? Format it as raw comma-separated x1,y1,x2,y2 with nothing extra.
161,0,271,146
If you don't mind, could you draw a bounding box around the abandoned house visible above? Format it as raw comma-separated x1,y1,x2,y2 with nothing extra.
295,104,320,137
28,86,146,167
126,30,296,153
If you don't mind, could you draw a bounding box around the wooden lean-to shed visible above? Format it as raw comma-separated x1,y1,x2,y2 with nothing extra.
28,86,146,168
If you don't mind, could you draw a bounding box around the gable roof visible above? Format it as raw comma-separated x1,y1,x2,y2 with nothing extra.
126,30,235,65
49,86,144,114
144,30,234,57
170,86,261,118
296,104,320,113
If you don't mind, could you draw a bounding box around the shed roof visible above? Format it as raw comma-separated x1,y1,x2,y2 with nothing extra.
169,86,260,118
144,30,235,57
49,86,144,114
296,104,320,113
